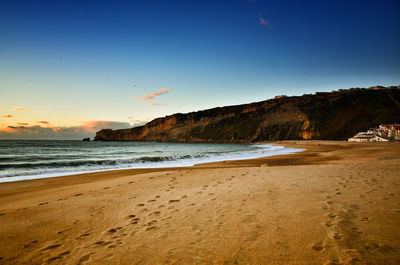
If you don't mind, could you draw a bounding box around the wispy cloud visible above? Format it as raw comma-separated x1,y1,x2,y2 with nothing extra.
14,106,29,111
134,88,173,106
2,115,12,118
259,16,269,26
17,122,29,126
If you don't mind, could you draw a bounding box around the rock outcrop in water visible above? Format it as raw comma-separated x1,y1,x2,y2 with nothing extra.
94,86,400,142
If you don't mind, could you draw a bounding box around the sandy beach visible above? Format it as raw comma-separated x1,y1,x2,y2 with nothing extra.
0,141,399,265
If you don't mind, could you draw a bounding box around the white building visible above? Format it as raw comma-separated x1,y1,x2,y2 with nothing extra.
348,132,388,142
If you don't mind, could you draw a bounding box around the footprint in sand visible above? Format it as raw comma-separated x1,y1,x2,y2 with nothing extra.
312,242,324,251
149,211,161,216
137,203,145,207
24,240,38,248
351,227,363,234
107,228,117,234
324,257,342,265
326,221,334,227
77,233,90,239
58,251,70,257
332,232,342,240
147,220,157,225
131,217,140,224
39,202,48,206
168,199,180,203
327,213,336,218
57,229,71,235
78,253,94,264
47,251,71,262
42,244,62,251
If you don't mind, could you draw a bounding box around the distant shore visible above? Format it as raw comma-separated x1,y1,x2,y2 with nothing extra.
0,141,399,264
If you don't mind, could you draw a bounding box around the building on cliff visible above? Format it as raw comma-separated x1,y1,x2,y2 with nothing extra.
348,123,400,142
378,124,400,140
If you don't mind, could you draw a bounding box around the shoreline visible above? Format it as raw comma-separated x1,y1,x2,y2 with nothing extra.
0,142,304,184
0,140,399,264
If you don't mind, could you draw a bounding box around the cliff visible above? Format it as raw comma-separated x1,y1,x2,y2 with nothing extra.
94,86,400,142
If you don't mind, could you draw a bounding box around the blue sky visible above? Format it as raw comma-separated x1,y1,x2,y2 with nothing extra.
0,0,399,139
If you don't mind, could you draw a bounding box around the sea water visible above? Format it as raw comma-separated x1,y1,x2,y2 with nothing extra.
0,140,304,183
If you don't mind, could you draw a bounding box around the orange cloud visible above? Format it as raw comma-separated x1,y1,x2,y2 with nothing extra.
36,121,49,124
17,122,29,126
14,106,29,111
134,88,173,106
0,121,131,140
2,115,12,118
259,16,269,26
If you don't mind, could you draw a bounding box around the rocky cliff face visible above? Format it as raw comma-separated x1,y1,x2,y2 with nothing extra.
94,86,400,142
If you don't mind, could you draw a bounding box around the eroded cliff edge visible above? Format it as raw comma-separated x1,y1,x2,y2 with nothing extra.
94,86,400,142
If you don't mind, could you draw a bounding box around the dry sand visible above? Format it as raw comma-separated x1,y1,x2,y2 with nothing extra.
0,141,399,265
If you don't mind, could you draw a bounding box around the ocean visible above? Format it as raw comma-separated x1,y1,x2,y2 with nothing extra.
0,140,303,183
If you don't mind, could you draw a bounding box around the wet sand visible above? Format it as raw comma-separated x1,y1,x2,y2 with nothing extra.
0,141,399,264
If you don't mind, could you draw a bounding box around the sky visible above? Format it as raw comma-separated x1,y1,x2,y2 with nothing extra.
1,0,399,139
